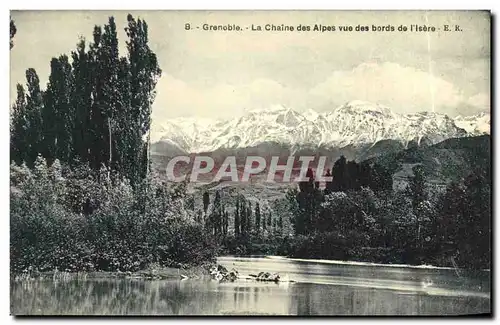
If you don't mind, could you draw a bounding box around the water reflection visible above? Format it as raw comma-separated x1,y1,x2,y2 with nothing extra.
11,257,490,316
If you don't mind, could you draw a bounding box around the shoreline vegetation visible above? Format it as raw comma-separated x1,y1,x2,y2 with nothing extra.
12,264,214,282
10,14,490,280
11,254,491,284
9,156,490,276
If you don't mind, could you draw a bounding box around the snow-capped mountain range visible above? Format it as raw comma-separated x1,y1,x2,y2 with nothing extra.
453,112,491,136
151,100,490,154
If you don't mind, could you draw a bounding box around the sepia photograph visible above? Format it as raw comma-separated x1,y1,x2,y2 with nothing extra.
9,10,491,316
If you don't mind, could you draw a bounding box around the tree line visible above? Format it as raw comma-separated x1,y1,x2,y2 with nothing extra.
199,152,489,269
10,15,222,275
9,14,489,271
286,155,490,269
201,191,284,237
10,15,161,186
292,156,393,235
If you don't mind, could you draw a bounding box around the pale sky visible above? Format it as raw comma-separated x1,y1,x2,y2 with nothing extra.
10,10,490,124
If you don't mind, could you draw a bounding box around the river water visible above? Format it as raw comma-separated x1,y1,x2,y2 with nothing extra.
11,256,490,316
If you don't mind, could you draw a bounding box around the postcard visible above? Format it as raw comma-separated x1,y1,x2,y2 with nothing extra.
9,10,491,316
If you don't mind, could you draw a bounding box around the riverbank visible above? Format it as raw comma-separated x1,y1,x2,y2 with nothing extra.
223,234,480,270
11,255,491,316
11,263,214,282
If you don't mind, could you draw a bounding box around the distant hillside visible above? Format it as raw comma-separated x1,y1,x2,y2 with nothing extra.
151,138,407,177
367,135,491,185
151,135,490,209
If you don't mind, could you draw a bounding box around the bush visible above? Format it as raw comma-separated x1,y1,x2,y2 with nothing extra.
10,159,217,274
289,232,350,260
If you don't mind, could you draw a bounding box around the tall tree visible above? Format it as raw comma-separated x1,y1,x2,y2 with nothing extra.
359,162,373,188
43,55,74,164
246,201,252,234
461,169,491,268
70,39,93,164
437,168,490,269
296,168,322,235
262,211,267,232
331,155,347,192
125,14,161,183
234,196,240,237
114,56,132,175
101,17,120,172
10,84,28,165
285,187,299,233
437,181,465,248
10,14,162,186
213,191,222,237
86,18,121,175
255,202,261,232
371,163,393,192
407,165,427,247
203,191,210,224
24,69,44,167
346,160,359,190
323,169,332,195
223,210,229,238
240,198,246,236
88,25,105,173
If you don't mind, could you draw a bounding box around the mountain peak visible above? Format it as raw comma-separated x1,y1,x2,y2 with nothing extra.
454,112,490,135
345,100,377,107
303,108,320,121
248,104,289,114
153,102,482,153
336,100,394,117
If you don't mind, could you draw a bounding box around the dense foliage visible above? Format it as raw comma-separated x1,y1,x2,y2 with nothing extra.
10,158,217,274
10,15,161,187
10,15,217,275
10,14,490,274
210,155,490,270
284,160,489,269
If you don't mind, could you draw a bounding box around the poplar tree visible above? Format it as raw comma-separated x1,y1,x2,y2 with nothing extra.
234,196,240,237
262,212,266,231
115,56,132,175
203,191,210,224
125,14,161,183
88,25,105,173
43,55,73,164
10,85,28,165
100,17,120,172
255,202,261,231
10,14,162,186
240,198,246,236
223,210,229,238
70,39,93,164
246,201,252,234
212,191,226,238
407,165,427,247
24,68,44,167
